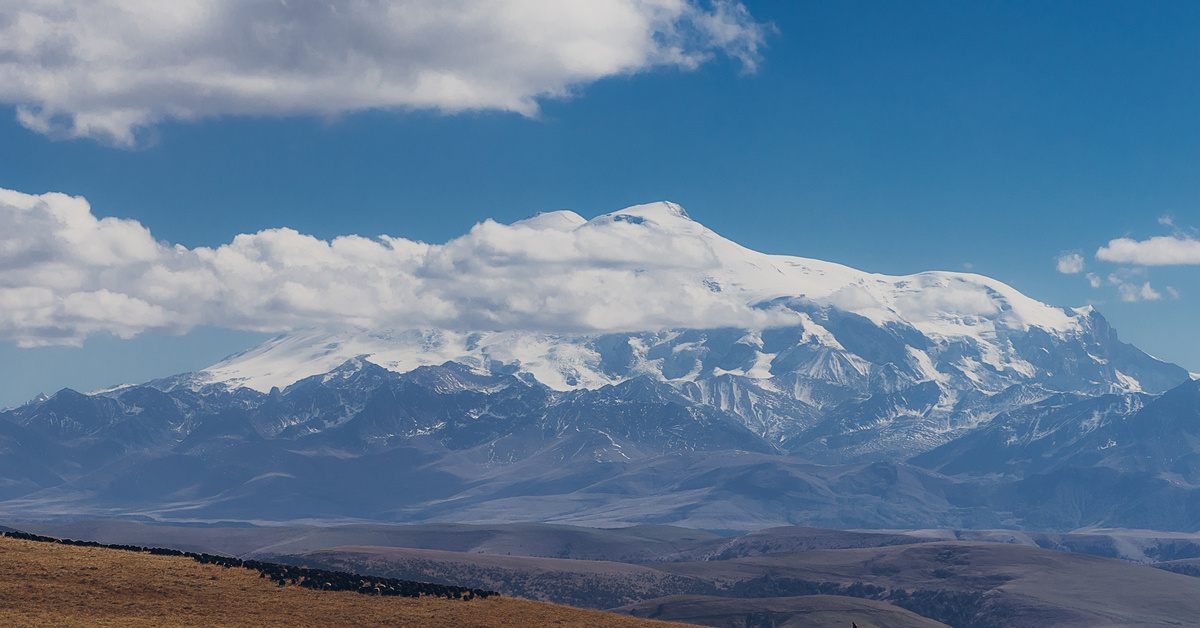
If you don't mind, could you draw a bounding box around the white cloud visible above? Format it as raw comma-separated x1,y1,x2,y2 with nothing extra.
826,285,881,312
1056,252,1085,274
1121,282,1161,302
1096,235,1200,266
893,282,999,322
0,0,770,145
0,187,802,346
1108,274,1162,302
1085,272,1102,288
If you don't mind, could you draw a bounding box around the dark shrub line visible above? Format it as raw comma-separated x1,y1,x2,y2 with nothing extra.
1,530,497,600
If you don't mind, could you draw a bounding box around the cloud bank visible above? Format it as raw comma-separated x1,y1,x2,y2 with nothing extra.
1096,235,1200,266
0,187,797,347
0,0,769,145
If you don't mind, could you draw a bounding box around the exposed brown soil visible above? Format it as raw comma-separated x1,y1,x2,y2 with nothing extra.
0,535,696,627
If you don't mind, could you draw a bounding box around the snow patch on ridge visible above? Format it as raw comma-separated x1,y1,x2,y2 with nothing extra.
1114,370,1144,393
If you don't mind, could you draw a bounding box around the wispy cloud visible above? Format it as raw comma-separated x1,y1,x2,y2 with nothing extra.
1112,278,1161,302
0,0,771,146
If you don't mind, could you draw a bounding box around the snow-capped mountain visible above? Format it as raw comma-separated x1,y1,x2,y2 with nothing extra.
194,202,1115,394
165,202,1186,460
1,202,1196,531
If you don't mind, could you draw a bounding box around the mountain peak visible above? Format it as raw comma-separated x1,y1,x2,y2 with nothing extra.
590,201,695,230
180,200,1188,400
512,202,692,233
612,201,691,221
511,210,587,231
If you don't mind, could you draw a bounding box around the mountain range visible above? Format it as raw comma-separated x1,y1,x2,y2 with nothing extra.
1,202,1197,532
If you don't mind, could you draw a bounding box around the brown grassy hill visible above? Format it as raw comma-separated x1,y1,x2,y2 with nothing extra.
613,594,951,628
0,535,696,628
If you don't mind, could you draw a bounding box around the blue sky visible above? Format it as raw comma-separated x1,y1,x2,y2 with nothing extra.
1,0,1199,407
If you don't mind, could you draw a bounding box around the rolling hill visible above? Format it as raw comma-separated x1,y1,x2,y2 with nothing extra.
0,533,691,628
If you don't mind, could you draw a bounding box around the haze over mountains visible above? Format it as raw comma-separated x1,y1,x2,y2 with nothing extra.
1,202,1197,531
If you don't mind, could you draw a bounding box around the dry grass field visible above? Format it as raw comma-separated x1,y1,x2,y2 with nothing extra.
0,535,697,628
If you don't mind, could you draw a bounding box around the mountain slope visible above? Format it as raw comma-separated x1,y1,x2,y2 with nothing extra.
158,203,1184,464
187,203,1183,397
0,202,1196,531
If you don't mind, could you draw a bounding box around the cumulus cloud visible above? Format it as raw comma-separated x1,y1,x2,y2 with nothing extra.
1056,252,1085,274
0,0,770,145
1096,235,1200,266
0,187,803,346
